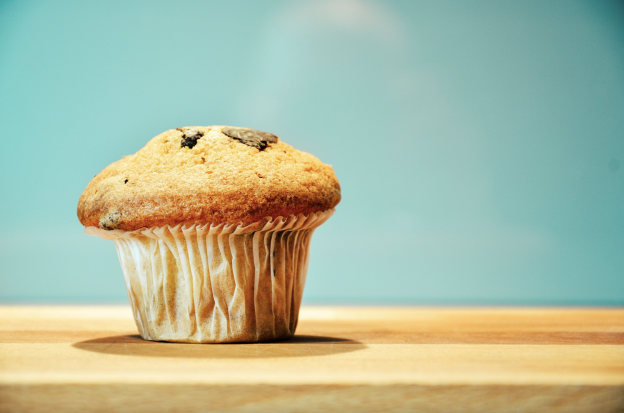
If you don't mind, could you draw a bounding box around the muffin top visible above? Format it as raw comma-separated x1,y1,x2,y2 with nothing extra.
77,126,341,231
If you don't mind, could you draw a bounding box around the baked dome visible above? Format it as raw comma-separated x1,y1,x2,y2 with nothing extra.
77,126,341,231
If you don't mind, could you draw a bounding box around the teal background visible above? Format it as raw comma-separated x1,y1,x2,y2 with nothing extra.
0,0,622,304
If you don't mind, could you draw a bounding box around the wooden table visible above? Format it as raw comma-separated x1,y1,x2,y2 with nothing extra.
1,306,623,412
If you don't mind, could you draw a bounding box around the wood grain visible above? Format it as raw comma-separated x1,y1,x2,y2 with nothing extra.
1,306,623,412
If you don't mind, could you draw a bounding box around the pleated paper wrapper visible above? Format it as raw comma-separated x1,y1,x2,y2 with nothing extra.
85,209,334,343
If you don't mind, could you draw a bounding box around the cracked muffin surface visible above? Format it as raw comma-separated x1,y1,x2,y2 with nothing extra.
77,126,341,231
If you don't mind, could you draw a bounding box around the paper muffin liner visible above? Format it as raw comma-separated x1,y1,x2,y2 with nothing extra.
85,209,334,343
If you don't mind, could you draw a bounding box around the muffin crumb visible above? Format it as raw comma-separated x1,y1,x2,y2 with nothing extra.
99,211,122,230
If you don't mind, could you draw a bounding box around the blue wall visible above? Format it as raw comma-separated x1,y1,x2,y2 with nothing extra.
1,0,623,304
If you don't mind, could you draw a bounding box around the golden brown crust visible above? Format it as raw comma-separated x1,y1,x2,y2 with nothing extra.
77,126,341,231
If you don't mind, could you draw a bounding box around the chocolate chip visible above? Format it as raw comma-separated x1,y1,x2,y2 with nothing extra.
180,129,203,149
124,179,128,184
99,211,122,231
222,127,278,151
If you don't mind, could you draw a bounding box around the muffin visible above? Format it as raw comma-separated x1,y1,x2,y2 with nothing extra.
78,126,340,343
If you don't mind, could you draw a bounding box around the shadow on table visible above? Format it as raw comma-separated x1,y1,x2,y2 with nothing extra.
72,334,367,358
